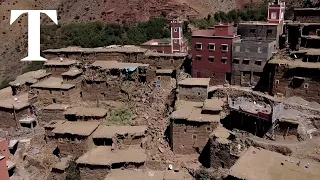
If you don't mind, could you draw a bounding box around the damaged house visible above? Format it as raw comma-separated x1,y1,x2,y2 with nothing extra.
76,146,147,180
178,78,210,102
64,107,108,122
0,93,34,129
48,121,99,157
268,57,320,103
44,58,78,77
9,70,51,96
30,77,80,106
91,125,147,146
170,98,223,154
83,61,153,101
40,104,69,123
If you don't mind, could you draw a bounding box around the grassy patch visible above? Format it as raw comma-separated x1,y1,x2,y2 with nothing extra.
107,107,133,125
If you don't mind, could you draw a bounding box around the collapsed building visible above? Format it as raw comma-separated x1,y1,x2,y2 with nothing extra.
75,146,147,180
82,61,153,102
170,98,223,154
227,97,284,138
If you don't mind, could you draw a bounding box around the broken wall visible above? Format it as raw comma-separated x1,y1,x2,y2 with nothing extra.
237,24,280,43
178,86,207,102
48,136,89,158
45,66,72,77
171,120,218,154
271,65,320,103
0,107,30,128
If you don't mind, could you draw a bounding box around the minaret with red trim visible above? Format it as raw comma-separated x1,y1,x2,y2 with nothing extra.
268,0,285,34
171,19,183,53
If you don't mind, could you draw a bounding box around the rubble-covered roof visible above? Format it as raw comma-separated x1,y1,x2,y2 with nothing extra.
43,45,148,53
9,70,50,86
52,155,73,171
229,146,320,180
0,93,30,110
61,68,83,77
268,58,320,69
178,78,210,87
210,126,231,144
44,120,66,129
105,169,164,180
44,58,78,66
31,77,75,90
188,108,220,122
43,104,70,110
156,69,174,74
91,61,149,70
52,121,100,136
172,106,220,123
76,146,147,166
291,48,320,56
64,107,108,117
202,98,223,111
92,125,147,139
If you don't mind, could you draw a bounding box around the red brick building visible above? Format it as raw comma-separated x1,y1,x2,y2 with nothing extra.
0,156,9,180
192,24,240,85
140,19,188,54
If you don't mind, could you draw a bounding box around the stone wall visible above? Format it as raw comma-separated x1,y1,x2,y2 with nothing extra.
171,120,218,154
178,86,207,102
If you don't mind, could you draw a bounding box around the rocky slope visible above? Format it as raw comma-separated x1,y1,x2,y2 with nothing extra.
0,0,313,82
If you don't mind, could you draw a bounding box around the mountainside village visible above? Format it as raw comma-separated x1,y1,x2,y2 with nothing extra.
2,0,320,179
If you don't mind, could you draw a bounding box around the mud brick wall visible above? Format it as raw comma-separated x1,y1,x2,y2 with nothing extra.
231,71,241,86
209,137,236,169
65,115,106,122
155,75,172,89
40,109,66,123
274,121,298,138
171,120,218,154
49,137,88,158
45,66,72,77
209,72,228,85
78,166,110,180
47,172,66,180
271,65,320,103
178,86,207,102
62,75,83,86
33,87,81,106
140,56,185,72
0,107,30,128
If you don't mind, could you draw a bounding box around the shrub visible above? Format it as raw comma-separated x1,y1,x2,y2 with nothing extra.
107,107,133,125
66,161,80,180
22,62,44,73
